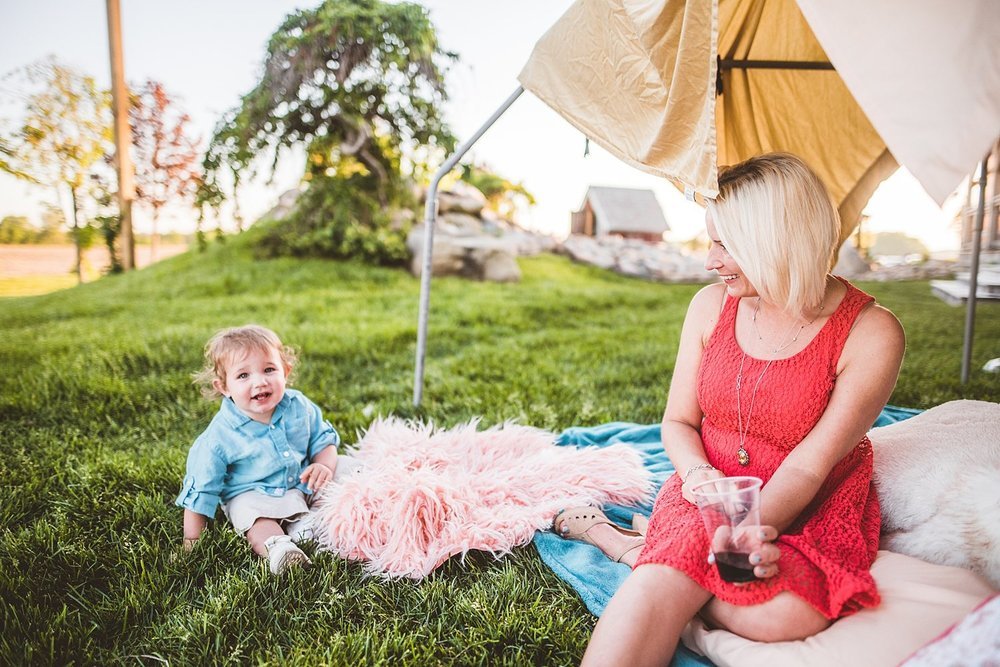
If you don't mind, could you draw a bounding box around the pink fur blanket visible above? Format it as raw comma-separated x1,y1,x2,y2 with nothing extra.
309,418,653,579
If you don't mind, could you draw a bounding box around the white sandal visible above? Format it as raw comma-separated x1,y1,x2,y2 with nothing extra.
264,534,311,574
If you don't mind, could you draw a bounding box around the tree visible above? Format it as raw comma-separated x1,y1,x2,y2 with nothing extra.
460,164,536,222
200,0,455,263
0,137,37,182
129,79,201,261
869,232,929,261
0,216,34,243
37,205,67,244
88,172,123,273
6,58,112,282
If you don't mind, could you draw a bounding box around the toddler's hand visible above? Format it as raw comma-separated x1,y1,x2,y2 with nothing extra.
300,462,334,492
170,538,198,563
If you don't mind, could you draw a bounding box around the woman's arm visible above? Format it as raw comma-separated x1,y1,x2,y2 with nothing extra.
662,284,727,499
759,304,905,532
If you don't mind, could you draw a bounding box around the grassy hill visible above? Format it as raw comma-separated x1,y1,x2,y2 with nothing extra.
2,238,997,664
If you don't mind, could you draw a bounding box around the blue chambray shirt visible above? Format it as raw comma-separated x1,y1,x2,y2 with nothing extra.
175,388,341,518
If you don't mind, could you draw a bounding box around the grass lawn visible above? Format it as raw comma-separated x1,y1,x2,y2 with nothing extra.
2,238,998,665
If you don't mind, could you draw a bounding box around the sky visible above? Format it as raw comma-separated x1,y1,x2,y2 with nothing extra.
0,1,961,251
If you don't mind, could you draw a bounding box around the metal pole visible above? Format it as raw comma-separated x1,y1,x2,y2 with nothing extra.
960,151,991,384
106,0,136,271
413,86,525,406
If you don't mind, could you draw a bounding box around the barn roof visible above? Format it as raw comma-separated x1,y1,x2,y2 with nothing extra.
583,186,670,235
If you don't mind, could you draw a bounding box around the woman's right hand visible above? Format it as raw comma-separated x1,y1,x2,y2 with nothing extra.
681,466,725,504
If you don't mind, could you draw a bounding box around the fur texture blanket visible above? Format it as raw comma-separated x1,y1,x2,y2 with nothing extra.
310,418,653,579
871,399,1000,588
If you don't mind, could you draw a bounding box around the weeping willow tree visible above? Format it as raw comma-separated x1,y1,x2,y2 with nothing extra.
200,0,455,264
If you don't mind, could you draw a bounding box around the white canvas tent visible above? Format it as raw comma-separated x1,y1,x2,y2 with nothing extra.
413,0,1000,405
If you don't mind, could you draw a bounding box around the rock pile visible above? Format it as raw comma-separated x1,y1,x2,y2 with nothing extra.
854,259,956,282
558,234,710,283
407,181,557,283
833,241,956,281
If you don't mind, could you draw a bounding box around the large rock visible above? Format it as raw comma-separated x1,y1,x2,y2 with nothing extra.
436,181,487,216
437,211,487,236
407,226,521,282
560,235,617,270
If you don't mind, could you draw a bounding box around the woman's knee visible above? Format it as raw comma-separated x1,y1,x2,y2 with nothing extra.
702,593,832,643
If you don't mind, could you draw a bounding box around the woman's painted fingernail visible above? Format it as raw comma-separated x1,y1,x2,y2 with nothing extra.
749,553,762,565
758,529,768,540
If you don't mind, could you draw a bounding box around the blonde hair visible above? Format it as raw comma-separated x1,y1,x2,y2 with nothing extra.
193,325,297,399
707,153,839,315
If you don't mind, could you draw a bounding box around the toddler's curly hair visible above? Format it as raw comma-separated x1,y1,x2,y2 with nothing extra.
193,325,298,399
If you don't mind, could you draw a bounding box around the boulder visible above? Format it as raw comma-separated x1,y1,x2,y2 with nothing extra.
407,226,521,282
436,181,487,216
560,235,617,270
437,211,487,236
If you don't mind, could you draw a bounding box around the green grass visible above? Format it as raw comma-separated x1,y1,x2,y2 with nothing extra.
0,274,82,297
1,238,997,665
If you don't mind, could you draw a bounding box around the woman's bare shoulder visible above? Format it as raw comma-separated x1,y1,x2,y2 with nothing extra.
685,282,727,341
843,302,905,367
855,302,904,341
689,282,727,315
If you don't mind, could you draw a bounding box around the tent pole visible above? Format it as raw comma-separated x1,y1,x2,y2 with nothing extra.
960,150,991,384
413,86,525,407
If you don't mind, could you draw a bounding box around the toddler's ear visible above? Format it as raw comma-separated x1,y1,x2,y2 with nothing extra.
212,377,228,396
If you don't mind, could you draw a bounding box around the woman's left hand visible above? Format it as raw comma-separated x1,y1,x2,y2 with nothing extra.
300,462,334,491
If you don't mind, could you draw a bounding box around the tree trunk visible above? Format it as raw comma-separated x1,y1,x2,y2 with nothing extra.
70,186,82,284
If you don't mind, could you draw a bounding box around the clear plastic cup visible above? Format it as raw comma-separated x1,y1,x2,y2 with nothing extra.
690,476,763,583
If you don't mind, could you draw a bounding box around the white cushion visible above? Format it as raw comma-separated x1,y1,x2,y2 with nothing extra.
682,551,997,667
900,594,1000,666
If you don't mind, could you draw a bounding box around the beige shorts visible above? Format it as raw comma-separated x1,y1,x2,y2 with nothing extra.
220,457,363,534
221,489,310,535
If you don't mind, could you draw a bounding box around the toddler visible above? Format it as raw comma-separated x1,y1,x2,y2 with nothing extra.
177,324,340,574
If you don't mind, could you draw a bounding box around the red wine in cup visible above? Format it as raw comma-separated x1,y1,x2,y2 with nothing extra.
714,551,756,583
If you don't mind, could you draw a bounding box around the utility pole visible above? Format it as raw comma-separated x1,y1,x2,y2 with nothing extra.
106,0,136,270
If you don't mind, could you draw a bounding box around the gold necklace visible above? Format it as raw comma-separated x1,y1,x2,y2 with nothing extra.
734,350,772,466
752,298,825,355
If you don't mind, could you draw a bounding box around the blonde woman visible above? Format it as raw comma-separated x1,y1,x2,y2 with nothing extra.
558,154,905,665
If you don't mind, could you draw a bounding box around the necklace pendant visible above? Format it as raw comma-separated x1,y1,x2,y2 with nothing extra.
737,447,750,466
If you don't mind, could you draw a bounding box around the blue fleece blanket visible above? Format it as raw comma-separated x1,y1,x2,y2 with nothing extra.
532,405,921,667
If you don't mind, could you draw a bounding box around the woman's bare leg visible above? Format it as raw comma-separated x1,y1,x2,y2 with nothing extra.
702,592,832,642
582,564,712,667
576,523,645,566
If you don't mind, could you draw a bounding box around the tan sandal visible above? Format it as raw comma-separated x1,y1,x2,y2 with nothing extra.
553,507,646,563
631,513,649,536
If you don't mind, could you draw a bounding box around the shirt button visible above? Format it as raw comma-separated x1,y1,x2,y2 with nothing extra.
283,451,290,457
270,425,275,430
288,476,294,481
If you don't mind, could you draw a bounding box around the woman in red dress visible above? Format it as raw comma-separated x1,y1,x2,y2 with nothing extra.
562,153,905,665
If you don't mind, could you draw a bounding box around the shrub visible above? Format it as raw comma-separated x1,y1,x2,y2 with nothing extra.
255,173,413,266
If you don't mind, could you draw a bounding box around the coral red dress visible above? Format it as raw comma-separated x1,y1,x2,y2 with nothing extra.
635,278,881,619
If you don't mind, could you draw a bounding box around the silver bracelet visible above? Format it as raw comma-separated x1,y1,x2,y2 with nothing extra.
682,463,716,484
